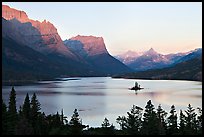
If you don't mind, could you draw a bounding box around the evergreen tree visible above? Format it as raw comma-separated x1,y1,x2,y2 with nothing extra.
30,93,41,134
116,116,127,131
22,93,31,120
126,105,143,135
156,104,167,135
167,105,178,135
2,99,8,135
101,117,115,135
15,116,33,135
7,86,17,135
197,107,202,135
69,109,84,135
101,117,111,128
185,104,198,135
30,93,41,119
60,109,68,125
179,110,186,135
141,100,159,135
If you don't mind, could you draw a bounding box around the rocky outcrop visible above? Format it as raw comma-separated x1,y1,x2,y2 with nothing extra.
2,5,76,59
64,35,132,75
69,35,108,56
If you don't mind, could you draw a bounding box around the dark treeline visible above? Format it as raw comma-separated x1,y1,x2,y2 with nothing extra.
2,87,202,135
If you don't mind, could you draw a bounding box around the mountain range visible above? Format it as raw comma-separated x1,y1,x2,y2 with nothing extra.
2,5,202,82
113,55,202,81
2,5,131,81
115,48,202,71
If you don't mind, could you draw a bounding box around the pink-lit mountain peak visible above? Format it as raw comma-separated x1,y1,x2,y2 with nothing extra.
2,4,76,59
144,47,158,55
70,35,108,56
71,35,104,44
2,5,29,22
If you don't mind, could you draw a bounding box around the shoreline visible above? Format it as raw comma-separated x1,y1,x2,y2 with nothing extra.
111,76,202,82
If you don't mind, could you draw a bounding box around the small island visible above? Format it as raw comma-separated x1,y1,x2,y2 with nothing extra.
129,82,144,90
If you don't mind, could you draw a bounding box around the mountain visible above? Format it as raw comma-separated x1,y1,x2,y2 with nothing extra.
2,36,60,81
64,35,132,75
115,48,200,71
113,55,202,81
2,5,132,81
115,50,143,64
2,5,76,59
173,48,202,64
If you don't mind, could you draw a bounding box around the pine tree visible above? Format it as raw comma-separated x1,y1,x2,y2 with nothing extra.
141,100,159,135
69,109,84,135
101,117,115,135
30,93,41,119
126,105,143,135
15,116,33,135
22,93,31,120
30,93,41,134
179,110,186,135
185,104,198,135
7,86,17,135
2,99,8,135
197,107,202,135
116,116,127,131
156,104,167,135
167,105,178,135
60,109,68,125
101,117,111,128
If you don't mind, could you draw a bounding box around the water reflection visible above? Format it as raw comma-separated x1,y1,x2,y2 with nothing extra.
2,77,202,128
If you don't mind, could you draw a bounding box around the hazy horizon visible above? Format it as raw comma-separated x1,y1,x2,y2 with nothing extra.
2,2,202,55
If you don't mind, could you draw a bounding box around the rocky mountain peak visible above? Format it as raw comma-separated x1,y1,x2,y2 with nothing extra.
2,5,29,22
144,47,158,56
2,4,76,59
69,35,108,56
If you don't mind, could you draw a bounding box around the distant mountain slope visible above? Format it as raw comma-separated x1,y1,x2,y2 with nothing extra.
2,37,59,80
2,4,132,81
64,35,132,75
116,48,201,71
113,56,202,81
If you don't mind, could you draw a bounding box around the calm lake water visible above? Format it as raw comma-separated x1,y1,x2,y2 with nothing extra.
2,77,202,128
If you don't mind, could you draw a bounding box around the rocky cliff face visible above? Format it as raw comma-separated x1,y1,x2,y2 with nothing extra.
2,4,132,78
69,35,108,56
2,5,29,22
64,35,132,75
2,5,76,59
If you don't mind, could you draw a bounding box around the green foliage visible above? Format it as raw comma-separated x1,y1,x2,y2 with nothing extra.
184,104,198,135
116,116,127,131
101,117,115,135
101,117,111,128
179,110,186,135
15,116,33,135
141,100,159,135
22,93,31,120
167,105,178,135
2,99,8,135
30,93,41,119
69,109,85,135
156,104,167,135
197,107,202,135
7,86,17,135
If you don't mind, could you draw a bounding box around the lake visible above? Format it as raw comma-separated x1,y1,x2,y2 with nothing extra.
2,77,202,128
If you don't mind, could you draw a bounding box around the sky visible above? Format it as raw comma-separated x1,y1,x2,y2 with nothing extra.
2,2,202,55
